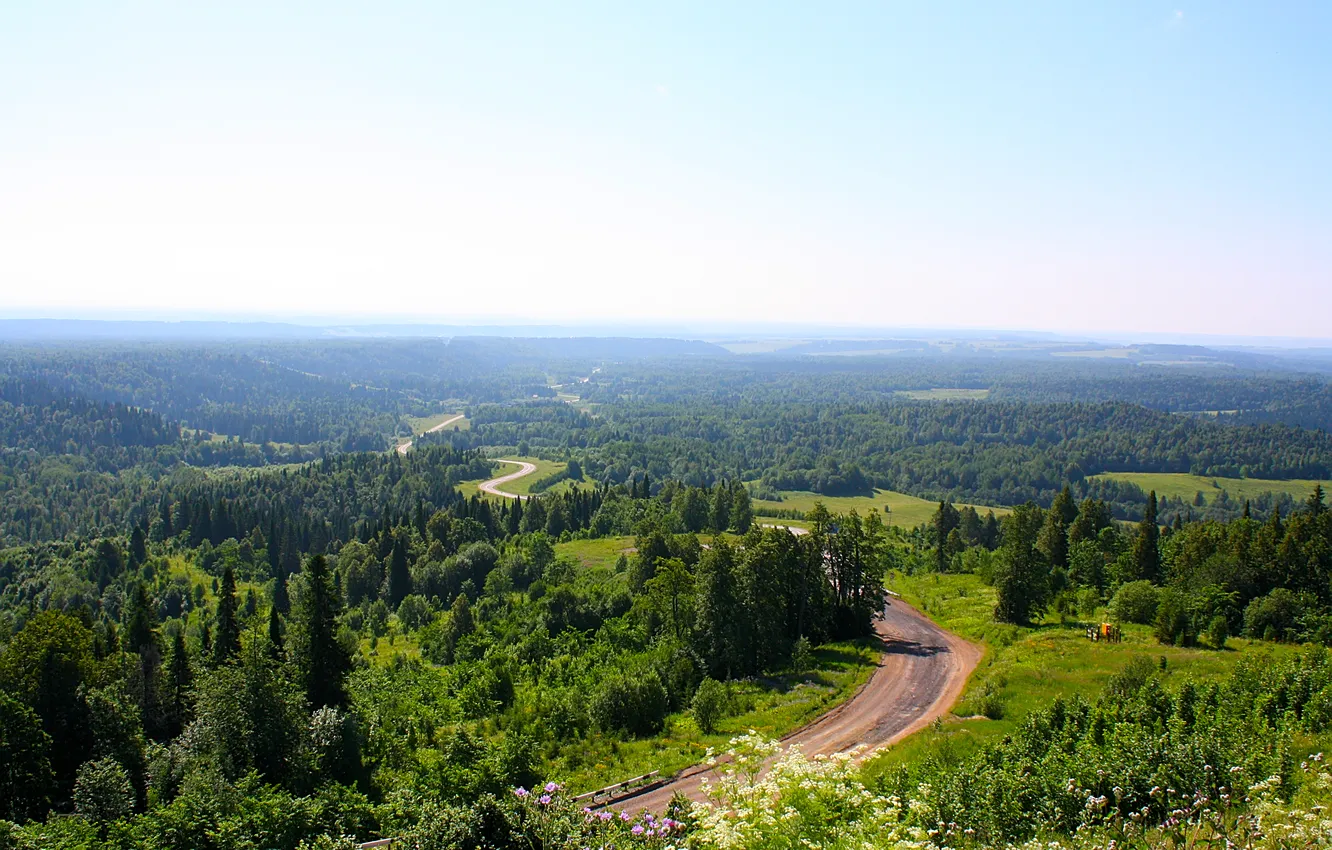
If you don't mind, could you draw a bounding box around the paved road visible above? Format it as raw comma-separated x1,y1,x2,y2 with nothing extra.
396,413,465,455
478,459,538,498
605,596,981,814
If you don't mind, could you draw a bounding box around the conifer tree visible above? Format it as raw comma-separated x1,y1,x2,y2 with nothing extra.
385,534,412,607
213,565,240,664
1131,491,1162,583
266,605,285,661
290,554,351,708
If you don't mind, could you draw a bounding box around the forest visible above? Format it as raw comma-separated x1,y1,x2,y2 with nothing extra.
3,336,1332,848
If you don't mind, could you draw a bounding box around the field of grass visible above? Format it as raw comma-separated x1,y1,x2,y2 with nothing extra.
405,411,469,433
896,388,990,400
1089,471,1328,504
752,488,1008,528
455,456,595,499
862,571,1310,779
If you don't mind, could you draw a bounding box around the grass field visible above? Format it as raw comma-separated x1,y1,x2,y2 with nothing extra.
896,388,990,400
861,571,1315,779
752,488,1008,528
456,456,595,499
1089,471,1328,504
405,411,469,433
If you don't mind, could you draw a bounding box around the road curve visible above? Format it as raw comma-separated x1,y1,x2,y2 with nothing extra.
396,413,465,455
605,596,982,814
759,523,809,536
478,459,538,498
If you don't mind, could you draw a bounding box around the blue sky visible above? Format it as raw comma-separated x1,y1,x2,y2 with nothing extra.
1,2,1329,336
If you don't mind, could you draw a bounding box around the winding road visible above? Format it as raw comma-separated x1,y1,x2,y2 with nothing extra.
606,597,981,813
465,466,978,813
396,413,465,455
478,459,539,498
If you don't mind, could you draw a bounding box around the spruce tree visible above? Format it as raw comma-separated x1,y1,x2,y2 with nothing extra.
385,535,412,607
267,605,286,661
695,541,737,678
128,526,148,569
164,630,193,737
213,566,240,664
1131,491,1162,583
1036,486,1075,569
290,554,351,708
993,503,1050,624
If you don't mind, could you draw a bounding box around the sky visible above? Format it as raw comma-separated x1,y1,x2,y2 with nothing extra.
1,2,1329,338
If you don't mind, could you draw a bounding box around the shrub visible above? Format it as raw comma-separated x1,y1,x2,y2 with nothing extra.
72,757,133,825
1207,613,1230,649
1244,588,1311,641
691,678,727,734
590,670,668,736
1154,589,1195,646
1110,580,1159,624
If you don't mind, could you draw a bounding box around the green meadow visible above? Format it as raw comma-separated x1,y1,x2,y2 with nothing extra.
753,488,1008,528
862,571,1314,779
1089,471,1328,504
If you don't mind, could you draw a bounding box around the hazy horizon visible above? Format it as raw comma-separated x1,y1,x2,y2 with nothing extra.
3,3,1329,336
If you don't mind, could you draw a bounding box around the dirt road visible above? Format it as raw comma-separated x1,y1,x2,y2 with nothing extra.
478,459,538,498
396,413,464,455
605,597,981,814
759,523,809,536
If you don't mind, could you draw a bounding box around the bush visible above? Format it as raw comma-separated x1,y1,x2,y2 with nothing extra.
1207,614,1230,649
1110,580,1160,624
1244,588,1311,641
396,595,433,631
72,757,133,825
590,670,668,737
1154,589,1195,646
691,678,727,734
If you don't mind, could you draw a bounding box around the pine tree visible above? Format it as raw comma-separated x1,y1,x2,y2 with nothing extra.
385,535,412,607
212,565,240,664
709,483,731,534
994,503,1050,624
1131,491,1162,583
1037,486,1075,569
128,526,148,569
694,541,737,678
290,554,351,708
730,485,754,533
267,605,286,661
164,630,193,738
932,501,960,572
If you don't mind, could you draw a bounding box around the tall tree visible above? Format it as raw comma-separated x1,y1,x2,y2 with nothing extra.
266,605,286,661
730,485,754,533
163,629,193,738
213,565,241,664
128,525,148,569
289,554,352,709
932,500,961,572
694,541,737,677
385,533,412,607
994,503,1050,625
1131,491,1162,583
1037,485,1076,569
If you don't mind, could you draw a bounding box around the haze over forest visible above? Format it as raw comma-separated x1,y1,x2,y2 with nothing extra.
4,3,1332,850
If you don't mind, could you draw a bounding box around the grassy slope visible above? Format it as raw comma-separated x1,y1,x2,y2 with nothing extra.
862,571,1311,778
1089,471,1328,504
405,412,470,433
753,488,1009,528
896,388,991,400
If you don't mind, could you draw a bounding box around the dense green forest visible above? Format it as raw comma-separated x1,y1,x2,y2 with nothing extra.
4,336,1332,847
